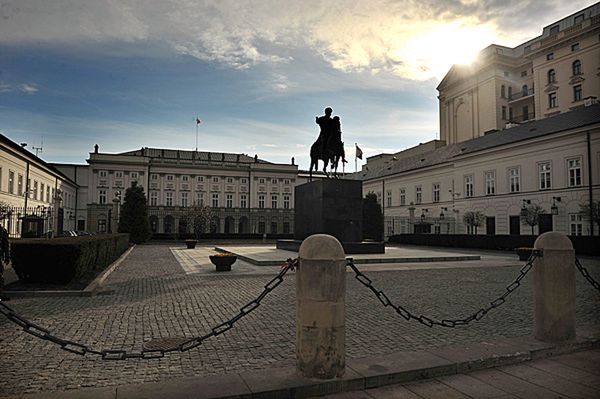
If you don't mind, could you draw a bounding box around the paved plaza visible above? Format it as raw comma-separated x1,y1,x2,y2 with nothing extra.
0,243,599,397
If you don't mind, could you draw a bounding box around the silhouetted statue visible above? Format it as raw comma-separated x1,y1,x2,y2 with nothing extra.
310,107,347,179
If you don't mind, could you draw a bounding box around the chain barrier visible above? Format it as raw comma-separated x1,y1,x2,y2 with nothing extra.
575,257,600,293
347,252,539,328
0,258,298,360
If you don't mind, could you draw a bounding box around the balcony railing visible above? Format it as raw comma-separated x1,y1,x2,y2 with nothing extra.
506,111,536,125
509,87,535,102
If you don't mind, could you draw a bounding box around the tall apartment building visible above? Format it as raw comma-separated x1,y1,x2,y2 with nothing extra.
438,3,600,145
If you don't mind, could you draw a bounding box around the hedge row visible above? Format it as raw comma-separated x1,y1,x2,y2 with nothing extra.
11,233,130,284
151,233,294,240
387,234,599,256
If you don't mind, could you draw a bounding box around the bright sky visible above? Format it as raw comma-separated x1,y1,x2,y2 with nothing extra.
0,0,595,170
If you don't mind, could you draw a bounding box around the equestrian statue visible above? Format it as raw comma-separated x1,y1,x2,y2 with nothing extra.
310,107,347,179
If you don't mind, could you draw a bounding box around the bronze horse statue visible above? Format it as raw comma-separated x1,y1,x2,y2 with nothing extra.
309,136,346,180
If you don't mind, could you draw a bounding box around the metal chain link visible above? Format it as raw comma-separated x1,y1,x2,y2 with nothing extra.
0,258,298,360
575,257,600,293
347,252,539,328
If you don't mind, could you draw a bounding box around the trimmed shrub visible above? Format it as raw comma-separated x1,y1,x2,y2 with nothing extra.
11,233,129,284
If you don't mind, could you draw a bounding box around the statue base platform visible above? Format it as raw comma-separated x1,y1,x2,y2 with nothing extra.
276,239,384,254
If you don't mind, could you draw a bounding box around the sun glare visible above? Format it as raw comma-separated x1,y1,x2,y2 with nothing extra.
396,20,498,80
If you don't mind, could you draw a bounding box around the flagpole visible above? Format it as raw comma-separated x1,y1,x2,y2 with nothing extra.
195,116,199,152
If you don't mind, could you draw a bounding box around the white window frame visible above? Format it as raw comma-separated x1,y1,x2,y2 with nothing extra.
226,194,233,208
508,167,520,193
181,192,188,207
283,195,290,209
567,157,582,187
99,189,107,204
538,161,552,190
211,193,219,207
569,213,583,236
415,186,422,204
99,170,108,178
115,171,123,179
400,188,406,206
432,183,440,203
258,194,265,209
271,195,278,209
166,192,173,206
464,175,474,198
386,190,392,207
484,171,495,195
240,194,247,208
150,191,158,206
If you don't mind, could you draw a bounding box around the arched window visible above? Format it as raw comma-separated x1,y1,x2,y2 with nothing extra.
522,85,528,96
547,69,556,84
572,60,581,75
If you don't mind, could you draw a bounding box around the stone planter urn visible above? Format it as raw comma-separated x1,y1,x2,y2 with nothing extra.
185,239,198,249
515,247,533,261
209,254,237,272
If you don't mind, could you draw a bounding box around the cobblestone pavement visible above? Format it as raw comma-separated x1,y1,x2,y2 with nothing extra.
1,245,599,397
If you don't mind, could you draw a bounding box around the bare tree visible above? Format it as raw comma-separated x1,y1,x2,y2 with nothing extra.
520,204,545,235
463,211,485,234
579,201,600,233
183,203,214,239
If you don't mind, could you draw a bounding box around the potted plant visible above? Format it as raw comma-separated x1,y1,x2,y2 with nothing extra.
515,247,534,261
209,252,237,271
185,239,197,249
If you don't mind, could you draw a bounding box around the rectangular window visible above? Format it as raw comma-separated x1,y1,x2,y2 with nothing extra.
283,195,290,209
464,175,474,197
115,171,123,179
539,162,552,190
400,188,406,206
571,43,580,52
415,186,422,204
166,192,173,206
99,189,107,204
212,177,219,183
573,85,582,102
502,106,506,120
376,192,382,205
271,195,278,209
211,193,219,207
226,177,233,183
17,174,23,195
567,158,582,187
196,176,204,182
226,194,233,208
546,52,554,60
196,192,204,206
151,174,158,180
98,219,107,233
485,171,495,195
508,167,521,193
46,186,50,202
240,194,247,208
150,192,158,206
272,179,278,184
166,175,174,181
241,178,247,184
569,214,583,236
523,106,529,121
8,171,14,194
259,178,265,184
271,222,277,234
501,85,506,98
574,14,584,24
521,70,527,77
181,192,188,207
549,92,557,108
182,175,189,182
99,170,107,178
27,179,31,198
284,179,290,185
33,181,38,200
40,183,44,201
131,172,138,180
258,195,265,209
258,222,265,234
283,222,290,234
386,190,392,207
432,184,440,203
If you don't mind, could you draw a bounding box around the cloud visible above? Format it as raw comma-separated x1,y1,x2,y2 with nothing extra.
19,83,38,94
0,1,593,81
0,82,12,92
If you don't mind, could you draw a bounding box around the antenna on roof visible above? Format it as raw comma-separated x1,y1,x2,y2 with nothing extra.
31,137,43,157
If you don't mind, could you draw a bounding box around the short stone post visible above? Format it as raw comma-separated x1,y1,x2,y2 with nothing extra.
533,232,576,342
297,234,346,379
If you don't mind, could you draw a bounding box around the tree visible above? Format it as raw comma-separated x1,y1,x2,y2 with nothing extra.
182,203,214,239
463,211,485,234
520,203,545,235
363,192,383,241
579,200,600,233
118,182,150,244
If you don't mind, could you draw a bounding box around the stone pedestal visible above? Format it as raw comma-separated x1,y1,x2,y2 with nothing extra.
533,232,576,342
297,234,346,379
277,179,384,254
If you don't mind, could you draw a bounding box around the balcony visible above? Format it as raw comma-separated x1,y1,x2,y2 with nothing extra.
505,111,536,126
509,87,534,103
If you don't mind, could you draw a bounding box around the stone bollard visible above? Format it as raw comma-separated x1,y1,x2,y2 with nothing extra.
533,232,576,342
297,234,346,379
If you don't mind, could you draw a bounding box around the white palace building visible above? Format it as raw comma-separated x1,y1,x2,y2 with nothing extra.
361,3,600,238
0,3,598,239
